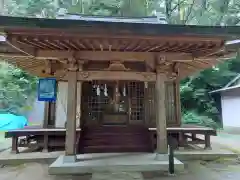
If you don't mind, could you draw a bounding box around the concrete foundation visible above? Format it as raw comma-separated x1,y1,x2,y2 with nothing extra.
63,155,76,163
49,153,184,175
155,153,168,161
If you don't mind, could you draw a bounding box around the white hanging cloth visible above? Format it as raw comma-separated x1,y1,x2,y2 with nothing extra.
123,84,126,96
144,82,148,89
96,85,100,96
115,84,119,93
104,84,108,96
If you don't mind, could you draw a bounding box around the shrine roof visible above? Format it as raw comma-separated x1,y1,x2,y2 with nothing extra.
0,15,238,39
56,13,168,24
0,15,239,79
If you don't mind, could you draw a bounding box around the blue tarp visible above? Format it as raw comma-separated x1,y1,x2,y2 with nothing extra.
0,114,28,131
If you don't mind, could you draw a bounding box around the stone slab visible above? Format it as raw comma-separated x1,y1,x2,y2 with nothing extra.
48,153,184,175
176,149,238,161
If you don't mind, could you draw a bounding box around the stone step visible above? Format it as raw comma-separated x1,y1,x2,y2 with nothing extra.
49,153,185,175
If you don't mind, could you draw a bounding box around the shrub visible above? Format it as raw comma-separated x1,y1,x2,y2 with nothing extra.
182,111,219,129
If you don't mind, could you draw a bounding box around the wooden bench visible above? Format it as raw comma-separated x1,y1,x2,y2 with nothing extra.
149,125,217,150
5,127,81,154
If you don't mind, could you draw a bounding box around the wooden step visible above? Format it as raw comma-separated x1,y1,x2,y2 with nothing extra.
83,139,149,146
83,131,148,135
83,133,148,139
83,131,147,134
83,135,149,142
84,127,148,133
78,126,152,153
81,145,152,153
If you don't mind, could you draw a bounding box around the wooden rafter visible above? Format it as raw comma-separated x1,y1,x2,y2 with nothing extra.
6,33,224,54
8,30,224,43
0,26,234,80
6,36,35,57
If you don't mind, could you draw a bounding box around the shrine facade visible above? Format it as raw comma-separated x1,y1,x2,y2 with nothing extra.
0,15,239,162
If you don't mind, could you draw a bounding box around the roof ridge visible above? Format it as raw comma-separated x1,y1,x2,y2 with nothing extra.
224,73,240,88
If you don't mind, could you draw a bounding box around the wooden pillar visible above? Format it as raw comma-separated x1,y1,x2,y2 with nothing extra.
155,71,168,156
144,85,150,125
144,67,151,126
174,80,181,126
76,82,82,128
65,70,78,162
11,135,19,154
43,102,50,152
204,134,211,150
43,102,50,128
179,132,187,147
192,133,196,140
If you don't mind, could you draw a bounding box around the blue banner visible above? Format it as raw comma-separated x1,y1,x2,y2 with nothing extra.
38,78,57,102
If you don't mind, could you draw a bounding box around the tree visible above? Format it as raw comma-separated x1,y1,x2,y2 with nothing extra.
0,62,37,115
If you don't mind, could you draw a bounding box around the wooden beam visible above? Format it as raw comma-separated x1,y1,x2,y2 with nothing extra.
35,50,195,62
194,52,237,62
79,51,153,61
0,50,194,63
62,71,156,81
0,52,29,58
0,49,234,63
36,50,154,61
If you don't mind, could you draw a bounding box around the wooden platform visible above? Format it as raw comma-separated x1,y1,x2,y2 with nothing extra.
5,124,216,154
5,126,81,153
149,124,216,150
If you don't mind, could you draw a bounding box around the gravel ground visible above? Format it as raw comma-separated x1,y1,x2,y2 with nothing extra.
0,133,11,153
1,159,240,180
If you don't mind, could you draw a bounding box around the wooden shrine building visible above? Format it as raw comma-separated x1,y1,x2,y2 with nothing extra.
1,15,240,163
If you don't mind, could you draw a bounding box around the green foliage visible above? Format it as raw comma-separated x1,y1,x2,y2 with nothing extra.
0,0,57,17
21,0,57,18
180,59,239,123
0,62,37,115
182,111,219,129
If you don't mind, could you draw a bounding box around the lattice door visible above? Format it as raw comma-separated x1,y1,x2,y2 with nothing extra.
144,82,156,126
128,82,145,123
144,81,179,127
82,81,146,125
82,81,109,125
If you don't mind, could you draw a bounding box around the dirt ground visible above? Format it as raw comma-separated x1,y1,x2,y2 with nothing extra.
1,158,240,180
211,132,240,153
